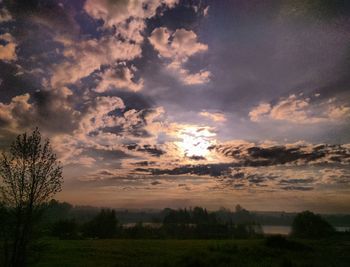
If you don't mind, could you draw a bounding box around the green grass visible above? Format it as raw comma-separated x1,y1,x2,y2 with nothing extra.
27,238,350,267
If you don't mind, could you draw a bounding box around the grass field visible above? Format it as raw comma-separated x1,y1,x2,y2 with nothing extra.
28,237,350,267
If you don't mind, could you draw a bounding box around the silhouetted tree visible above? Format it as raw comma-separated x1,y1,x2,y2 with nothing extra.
0,128,63,267
232,204,254,224
51,219,78,239
41,199,73,224
291,211,335,239
83,209,118,238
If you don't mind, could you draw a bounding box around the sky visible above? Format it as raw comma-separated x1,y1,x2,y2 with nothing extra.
0,0,349,213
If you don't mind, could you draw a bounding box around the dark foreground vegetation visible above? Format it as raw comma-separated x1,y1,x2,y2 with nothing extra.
16,236,350,267
47,204,263,240
2,200,350,266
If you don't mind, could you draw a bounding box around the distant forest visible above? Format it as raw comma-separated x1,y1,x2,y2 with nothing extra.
42,200,350,227
8,200,342,240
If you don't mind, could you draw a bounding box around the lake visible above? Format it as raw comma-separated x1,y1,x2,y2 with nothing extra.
262,225,350,235
262,225,291,235
123,223,349,235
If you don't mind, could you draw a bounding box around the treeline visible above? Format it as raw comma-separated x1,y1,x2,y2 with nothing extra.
35,200,350,227
48,205,262,240
2,200,347,241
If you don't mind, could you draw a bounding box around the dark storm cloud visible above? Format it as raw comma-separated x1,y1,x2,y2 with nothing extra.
211,143,350,165
125,143,165,157
279,178,314,184
150,180,161,185
187,155,206,161
147,0,208,33
278,178,315,191
280,186,313,191
132,161,156,167
0,62,43,102
87,149,131,161
0,87,79,134
138,143,350,178
30,90,79,133
136,163,231,177
3,0,82,35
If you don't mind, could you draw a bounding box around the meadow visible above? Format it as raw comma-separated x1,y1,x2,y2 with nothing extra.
30,237,350,267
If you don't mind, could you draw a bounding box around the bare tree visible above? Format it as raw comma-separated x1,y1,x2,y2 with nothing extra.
0,128,63,267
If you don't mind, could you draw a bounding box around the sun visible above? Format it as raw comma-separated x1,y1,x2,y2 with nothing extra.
180,135,211,157
176,126,216,158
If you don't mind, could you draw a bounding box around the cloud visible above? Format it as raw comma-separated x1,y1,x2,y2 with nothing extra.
0,8,12,23
137,141,350,179
125,143,165,157
249,94,350,124
199,111,226,122
0,33,17,61
84,0,178,43
95,65,144,92
248,103,271,122
210,141,350,166
0,87,78,133
47,97,169,167
78,96,125,135
84,0,178,28
149,27,208,60
149,27,210,85
49,96,126,165
0,94,31,130
51,0,180,89
172,66,210,85
203,6,209,16
51,36,142,88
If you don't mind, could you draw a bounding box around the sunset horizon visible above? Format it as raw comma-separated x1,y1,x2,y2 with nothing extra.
1,0,350,214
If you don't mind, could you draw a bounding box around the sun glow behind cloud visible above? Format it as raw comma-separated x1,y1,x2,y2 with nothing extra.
175,126,216,159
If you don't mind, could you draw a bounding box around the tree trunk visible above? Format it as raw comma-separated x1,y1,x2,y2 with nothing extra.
10,207,33,267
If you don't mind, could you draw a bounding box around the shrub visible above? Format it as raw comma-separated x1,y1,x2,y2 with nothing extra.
291,211,335,239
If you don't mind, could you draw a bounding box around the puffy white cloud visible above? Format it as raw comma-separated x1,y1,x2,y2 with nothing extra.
249,94,350,124
49,97,168,167
84,0,178,25
249,103,271,122
149,28,208,61
149,27,211,85
199,111,226,122
95,65,144,92
51,36,142,88
203,6,210,16
0,33,17,61
0,94,32,130
84,0,178,43
117,19,146,44
77,96,125,136
51,1,181,89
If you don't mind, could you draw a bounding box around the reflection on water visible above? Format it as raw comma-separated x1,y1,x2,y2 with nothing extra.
262,225,291,235
335,226,350,232
262,225,350,235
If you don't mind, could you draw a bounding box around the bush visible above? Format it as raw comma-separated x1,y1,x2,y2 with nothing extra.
291,211,335,239
83,209,118,238
51,219,78,239
265,235,309,251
